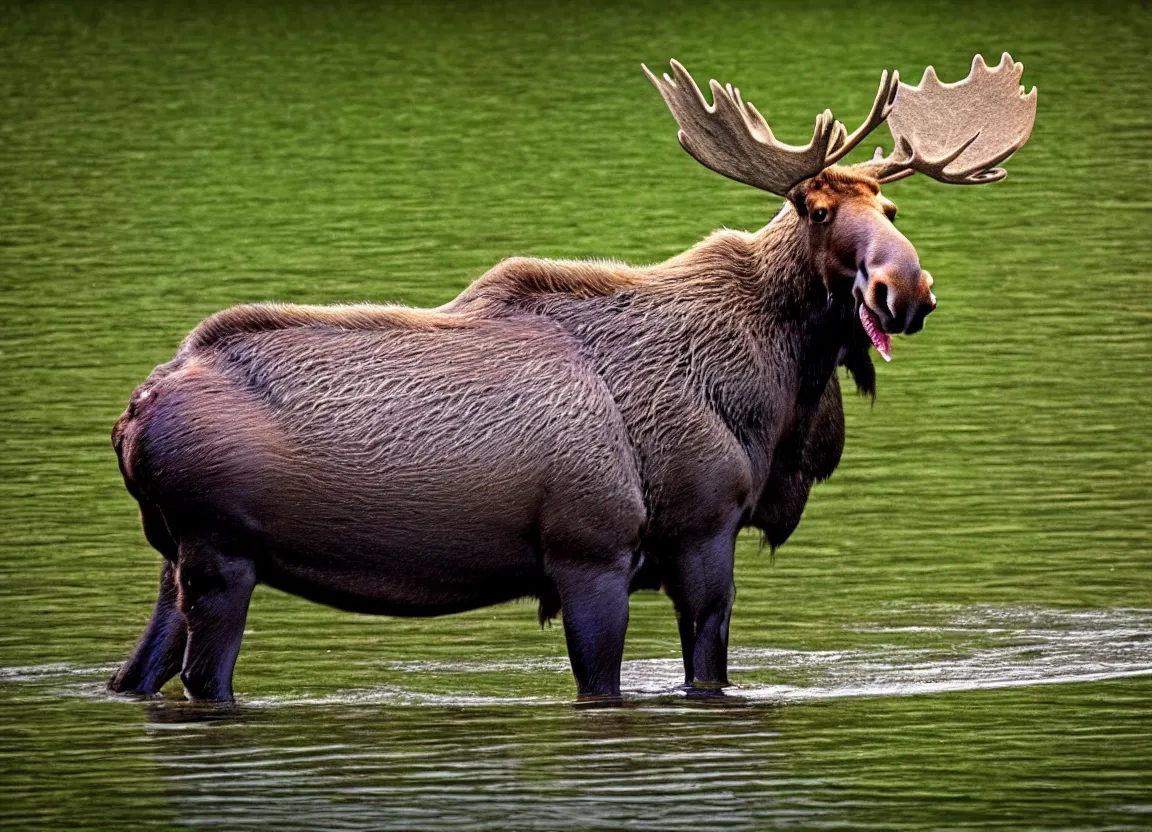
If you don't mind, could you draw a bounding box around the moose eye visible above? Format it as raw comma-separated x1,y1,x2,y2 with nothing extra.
810,208,829,224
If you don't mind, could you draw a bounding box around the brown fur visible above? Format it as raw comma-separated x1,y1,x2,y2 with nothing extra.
108,166,933,701
180,302,470,354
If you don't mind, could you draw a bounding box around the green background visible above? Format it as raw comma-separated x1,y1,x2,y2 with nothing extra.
1,1,1149,828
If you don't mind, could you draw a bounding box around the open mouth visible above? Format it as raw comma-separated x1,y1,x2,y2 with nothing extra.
853,268,893,363
859,302,892,363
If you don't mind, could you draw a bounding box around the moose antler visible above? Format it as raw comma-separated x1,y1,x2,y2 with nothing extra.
823,69,902,166
858,53,1038,185
645,54,1036,192
643,60,843,196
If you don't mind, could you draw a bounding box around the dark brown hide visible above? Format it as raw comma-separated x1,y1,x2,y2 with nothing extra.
110,167,917,701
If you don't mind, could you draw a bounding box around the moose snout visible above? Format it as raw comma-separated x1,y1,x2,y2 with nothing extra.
864,268,936,335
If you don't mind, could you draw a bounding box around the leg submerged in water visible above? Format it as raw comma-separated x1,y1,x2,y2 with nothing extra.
551,562,633,701
663,521,739,692
175,534,257,702
108,559,187,696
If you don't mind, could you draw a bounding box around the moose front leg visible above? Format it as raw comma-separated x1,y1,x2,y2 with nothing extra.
664,523,739,692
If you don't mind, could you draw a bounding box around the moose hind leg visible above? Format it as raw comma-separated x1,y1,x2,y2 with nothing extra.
108,559,187,695
176,535,257,702
551,562,632,701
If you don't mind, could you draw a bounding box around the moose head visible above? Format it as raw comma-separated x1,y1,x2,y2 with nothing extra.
644,54,1037,361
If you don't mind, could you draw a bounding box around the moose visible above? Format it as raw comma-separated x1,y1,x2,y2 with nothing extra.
109,55,1036,702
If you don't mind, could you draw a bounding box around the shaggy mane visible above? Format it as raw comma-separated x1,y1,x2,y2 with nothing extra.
446,256,646,314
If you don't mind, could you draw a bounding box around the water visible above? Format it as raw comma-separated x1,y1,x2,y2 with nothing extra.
1,0,1150,828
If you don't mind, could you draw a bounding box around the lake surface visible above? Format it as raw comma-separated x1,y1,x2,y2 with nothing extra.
1,1,1149,828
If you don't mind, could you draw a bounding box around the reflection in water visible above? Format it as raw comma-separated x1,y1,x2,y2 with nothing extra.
143,701,796,832
3,607,1150,829
3,663,1145,832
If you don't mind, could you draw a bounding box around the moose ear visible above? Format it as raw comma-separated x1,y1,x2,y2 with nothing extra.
787,183,810,218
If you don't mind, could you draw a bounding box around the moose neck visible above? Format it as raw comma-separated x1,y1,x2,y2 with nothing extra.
638,205,853,469
452,208,856,477
663,204,847,395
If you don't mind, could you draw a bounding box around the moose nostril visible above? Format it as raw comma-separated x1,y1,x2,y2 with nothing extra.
871,280,888,315
906,304,926,334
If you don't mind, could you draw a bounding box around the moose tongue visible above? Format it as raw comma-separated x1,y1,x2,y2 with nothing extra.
860,304,892,363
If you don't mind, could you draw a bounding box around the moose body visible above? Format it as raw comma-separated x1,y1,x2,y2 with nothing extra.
109,55,1035,701
120,314,644,611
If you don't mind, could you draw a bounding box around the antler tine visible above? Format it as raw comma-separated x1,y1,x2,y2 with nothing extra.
868,131,992,184
866,145,916,183
857,52,1037,186
823,69,901,166
643,60,839,196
